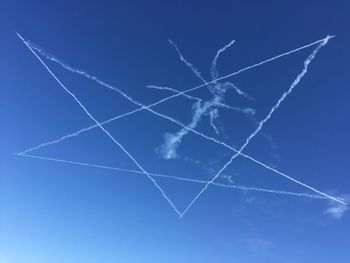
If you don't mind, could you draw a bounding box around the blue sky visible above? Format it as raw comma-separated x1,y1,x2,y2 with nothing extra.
1,0,350,262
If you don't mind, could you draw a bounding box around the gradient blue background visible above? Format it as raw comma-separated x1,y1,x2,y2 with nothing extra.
1,0,349,262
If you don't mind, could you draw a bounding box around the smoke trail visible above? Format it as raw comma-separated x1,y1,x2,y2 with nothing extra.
15,153,330,201
17,34,343,209
17,32,182,217
180,36,345,218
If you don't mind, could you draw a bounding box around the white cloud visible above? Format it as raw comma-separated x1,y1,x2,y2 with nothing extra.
323,194,349,219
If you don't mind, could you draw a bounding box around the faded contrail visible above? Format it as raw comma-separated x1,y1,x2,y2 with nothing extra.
17,34,344,209
209,108,220,135
180,35,346,218
17,32,182,216
15,153,330,201
146,84,202,102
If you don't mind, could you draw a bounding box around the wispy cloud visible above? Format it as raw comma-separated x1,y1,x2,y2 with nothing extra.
324,194,349,219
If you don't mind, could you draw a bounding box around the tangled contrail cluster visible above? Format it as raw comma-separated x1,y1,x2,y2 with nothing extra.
16,32,346,218
180,36,340,217
160,39,252,159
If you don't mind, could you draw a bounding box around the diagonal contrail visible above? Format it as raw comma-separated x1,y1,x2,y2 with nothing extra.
180,35,346,218
20,35,332,157
17,34,344,210
17,32,182,216
146,84,254,114
15,153,333,201
162,39,252,158
25,41,253,159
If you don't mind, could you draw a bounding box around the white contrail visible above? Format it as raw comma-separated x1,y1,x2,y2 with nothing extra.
211,39,236,81
209,40,252,100
162,40,252,158
26,42,155,109
17,34,343,208
146,84,201,102
26,41,253,159
209,108,220,135
168,39,208,84
15,153,331,201
17,32,182,216
146,84,254,114
180,36,346,218
21,35,331,156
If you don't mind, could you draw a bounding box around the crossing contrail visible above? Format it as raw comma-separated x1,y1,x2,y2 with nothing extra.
209,39,251,99
25,40,253,159
15,153,332,201
17,32,182,216
17,35,343,206
168,39,208,84
180,35,346,218
163,40,252,158
211,39,236,81
17,33,345,216
146,84,254,114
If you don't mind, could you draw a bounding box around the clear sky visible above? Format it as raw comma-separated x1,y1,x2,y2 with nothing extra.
1,0,349,262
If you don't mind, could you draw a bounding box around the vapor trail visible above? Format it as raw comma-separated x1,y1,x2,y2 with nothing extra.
146,84,254,114
180,35,345,218
15,153,330,201
146,84,201,102
211,39,236,81
27,39,253,159
168,39,208,84
21,35,332,156
164,40,253,158
17,32,182,216
17,34,343,209
209,108,220,135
